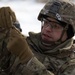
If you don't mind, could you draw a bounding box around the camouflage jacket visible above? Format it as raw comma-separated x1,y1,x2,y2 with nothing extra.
26,32,75,75
0,31,53,75
0,31,75,75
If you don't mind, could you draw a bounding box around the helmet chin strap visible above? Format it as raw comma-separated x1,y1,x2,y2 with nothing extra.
55,24,68,44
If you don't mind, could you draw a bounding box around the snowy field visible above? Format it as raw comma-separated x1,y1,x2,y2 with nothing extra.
0,0,75,39
0,0,45,36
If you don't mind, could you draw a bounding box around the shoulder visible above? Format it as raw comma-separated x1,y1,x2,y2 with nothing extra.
28,32,41,38
26,32,41,41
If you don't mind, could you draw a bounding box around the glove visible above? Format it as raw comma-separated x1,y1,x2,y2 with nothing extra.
0,7,17,29
7,26,54,75
7,26,34,64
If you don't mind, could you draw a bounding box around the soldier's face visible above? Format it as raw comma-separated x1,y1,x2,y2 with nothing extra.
41,17,68,43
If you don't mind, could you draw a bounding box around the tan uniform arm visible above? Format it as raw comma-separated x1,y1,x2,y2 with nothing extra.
7,27,54,75
7,26,34,63
0,6,54,75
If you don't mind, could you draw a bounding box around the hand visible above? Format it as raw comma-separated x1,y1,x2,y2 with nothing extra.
0,7,16,29
7,26,34,64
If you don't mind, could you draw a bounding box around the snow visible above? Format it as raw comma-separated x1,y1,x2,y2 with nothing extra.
0,0,45,36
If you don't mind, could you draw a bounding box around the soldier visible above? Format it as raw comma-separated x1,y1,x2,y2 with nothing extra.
0,7,53,75
0,0,75,75
26,0,75,75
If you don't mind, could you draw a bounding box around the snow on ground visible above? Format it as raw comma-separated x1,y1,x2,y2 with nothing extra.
0,0,45,36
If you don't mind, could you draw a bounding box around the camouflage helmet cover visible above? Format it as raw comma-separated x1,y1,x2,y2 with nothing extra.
38,0,75,34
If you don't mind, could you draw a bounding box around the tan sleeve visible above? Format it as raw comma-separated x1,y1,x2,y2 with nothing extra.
7,27,34,64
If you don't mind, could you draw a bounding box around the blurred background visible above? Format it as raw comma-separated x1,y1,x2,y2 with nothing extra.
0,0,48,35
0,0,75,39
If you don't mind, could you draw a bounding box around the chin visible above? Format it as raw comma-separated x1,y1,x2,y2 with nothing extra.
41,38,53,44
42,36,52,41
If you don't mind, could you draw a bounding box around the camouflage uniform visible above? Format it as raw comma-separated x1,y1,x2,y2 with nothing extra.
0,7,53,75
0,33,52,75
26,32,75,75
0,32,75,75
0,0,75,75
25,0,75,75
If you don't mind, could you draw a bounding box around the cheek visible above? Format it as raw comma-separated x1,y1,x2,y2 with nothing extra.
52,32,62,41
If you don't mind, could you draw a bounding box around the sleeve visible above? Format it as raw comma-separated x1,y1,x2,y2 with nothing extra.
10,57,54,75
58,59,75,75
7,27,54,75
22,57,54,75
60,65,75,75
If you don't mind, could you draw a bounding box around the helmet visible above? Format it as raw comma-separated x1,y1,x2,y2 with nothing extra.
38,0,75,37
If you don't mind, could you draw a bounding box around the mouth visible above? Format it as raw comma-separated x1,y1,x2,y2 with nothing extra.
43,33,51,38
41,33,53,42
41,33,53,43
